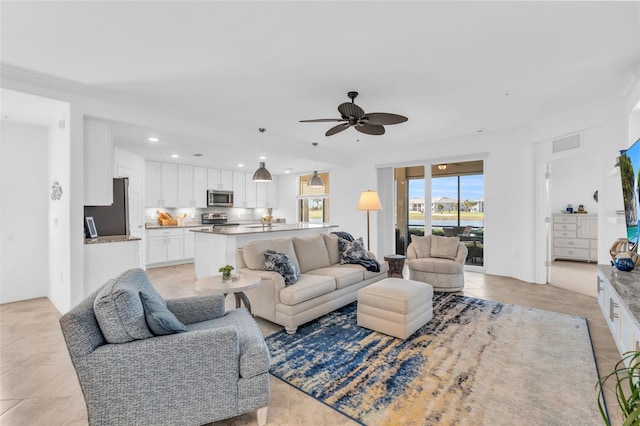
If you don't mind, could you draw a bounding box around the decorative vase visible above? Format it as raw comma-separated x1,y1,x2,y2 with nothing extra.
612,253,635,272
222,273,232,284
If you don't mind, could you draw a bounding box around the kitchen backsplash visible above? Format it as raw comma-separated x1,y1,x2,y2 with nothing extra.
144,206,270,223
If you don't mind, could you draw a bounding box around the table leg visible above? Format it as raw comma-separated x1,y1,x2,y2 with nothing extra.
234,292,252,313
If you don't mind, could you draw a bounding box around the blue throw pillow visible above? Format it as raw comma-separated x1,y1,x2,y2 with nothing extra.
338,237,370,264
140,292,187,336
264,249,300,285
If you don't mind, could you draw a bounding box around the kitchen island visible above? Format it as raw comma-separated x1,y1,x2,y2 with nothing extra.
191,223,338,279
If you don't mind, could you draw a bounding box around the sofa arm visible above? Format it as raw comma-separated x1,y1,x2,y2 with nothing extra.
367,251,377,260
166,294,226,324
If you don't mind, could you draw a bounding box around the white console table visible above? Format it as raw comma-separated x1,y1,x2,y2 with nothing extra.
597,265,640,360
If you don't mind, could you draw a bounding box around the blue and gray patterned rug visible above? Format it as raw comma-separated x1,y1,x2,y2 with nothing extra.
265,293,603,425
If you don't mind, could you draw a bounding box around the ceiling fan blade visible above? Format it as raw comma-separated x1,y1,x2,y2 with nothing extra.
363,113,408,126
338,102,365,119
299,118,345,123
356,123,385,135
326,123,350,136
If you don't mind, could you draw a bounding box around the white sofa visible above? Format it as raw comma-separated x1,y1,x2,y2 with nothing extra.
237,233,389,333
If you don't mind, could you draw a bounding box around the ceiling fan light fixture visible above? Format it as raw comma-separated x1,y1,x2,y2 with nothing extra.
438,164,447,170
253,128,272,182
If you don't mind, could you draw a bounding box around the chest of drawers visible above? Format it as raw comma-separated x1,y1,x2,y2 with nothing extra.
552,214,597,262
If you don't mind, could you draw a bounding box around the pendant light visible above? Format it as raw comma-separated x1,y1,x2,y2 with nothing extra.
252,128,272,182
308,142,325,187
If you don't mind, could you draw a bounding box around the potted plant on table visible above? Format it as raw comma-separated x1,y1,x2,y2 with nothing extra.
219,265,234,284
596,351,640,425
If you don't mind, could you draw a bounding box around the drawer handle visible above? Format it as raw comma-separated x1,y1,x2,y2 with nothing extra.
610,298,619,322
568,241,574,245
597,277,603,293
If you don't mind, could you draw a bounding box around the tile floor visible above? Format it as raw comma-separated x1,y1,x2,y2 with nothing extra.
0,261,622,425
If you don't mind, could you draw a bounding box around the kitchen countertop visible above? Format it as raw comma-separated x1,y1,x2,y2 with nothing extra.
599,265,640,327
85,235,142,245
145,222,210,229
190,223,337,235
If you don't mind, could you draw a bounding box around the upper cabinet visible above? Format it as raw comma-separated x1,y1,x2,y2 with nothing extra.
84,117,114,205
208,168,233,191
178,165,207,208
256,176,278,208
145,161,178,208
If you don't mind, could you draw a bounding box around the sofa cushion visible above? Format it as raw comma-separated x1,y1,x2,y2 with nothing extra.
264,250,300,285
279,274,336,305
342,261,390,279
430,236,460,260
93,268,161,343
305,266,363,289
410,234,432,258
140,292,187,336
243,239,299,271
338,237,369,264
322,233,340,265
292,235,332,273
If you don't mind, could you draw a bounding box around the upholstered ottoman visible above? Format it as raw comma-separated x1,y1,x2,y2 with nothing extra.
357,278,433,339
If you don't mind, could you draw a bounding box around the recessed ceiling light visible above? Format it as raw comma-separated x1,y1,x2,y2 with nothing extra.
148,137,159,142
284,169,291,174
238,163,245,168
171,154,179,158
259,155,267,160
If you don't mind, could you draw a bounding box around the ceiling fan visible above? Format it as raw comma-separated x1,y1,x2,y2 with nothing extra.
300,91,408,136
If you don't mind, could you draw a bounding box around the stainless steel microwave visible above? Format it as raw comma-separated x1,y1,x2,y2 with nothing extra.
207,190,234,207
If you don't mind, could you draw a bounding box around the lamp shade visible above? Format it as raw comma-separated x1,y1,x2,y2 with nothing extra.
252,162,272,182
307,170,324,187
357,190,382,211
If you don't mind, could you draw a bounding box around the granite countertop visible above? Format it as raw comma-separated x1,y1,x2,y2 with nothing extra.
599,265,640,328
85,235,142,245
190,223,338,235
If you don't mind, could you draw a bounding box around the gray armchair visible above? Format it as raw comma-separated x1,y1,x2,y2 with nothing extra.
407,234,467,292
59,268,270,426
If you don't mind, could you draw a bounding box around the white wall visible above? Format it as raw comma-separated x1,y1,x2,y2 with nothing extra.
549,152,599,214
1,122,49,303
48,111,72,313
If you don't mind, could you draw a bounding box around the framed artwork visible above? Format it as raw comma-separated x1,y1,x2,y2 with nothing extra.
85,216,98,238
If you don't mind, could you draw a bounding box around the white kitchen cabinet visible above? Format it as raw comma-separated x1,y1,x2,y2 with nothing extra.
84,117,114,205
256,176,278,208
161,163,178,207
178,165,208,208
145,161,179,208
552,214,597,262
146,228,185,266
208,168,234,190
178,164,194,207
233,171,248,207
245,173,256,208
145,161,162,207
193,167,208,207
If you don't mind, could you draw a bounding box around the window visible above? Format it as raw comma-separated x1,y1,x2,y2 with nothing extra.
298,172,330,223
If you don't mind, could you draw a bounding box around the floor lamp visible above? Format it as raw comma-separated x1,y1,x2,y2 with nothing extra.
357,190,382,251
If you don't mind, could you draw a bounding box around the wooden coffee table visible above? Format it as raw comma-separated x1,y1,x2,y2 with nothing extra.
194,274,261,313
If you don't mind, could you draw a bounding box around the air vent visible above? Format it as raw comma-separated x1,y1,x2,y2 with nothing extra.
192,153,203,157
552,134,581,153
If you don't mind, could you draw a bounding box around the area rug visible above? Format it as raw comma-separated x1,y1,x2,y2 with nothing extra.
265,293,604,425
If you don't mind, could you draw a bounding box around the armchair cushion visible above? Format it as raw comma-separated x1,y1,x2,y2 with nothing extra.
264,250,300,285
140,292,187,336
93,269,164,343
410,234,432,258
430,236,461,260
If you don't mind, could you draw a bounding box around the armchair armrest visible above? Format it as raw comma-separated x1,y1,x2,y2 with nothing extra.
407,243,418,260
166,294,225,324
455,243,468,264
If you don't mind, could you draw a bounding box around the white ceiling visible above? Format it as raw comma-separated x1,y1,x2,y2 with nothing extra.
1,1,639,174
